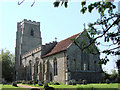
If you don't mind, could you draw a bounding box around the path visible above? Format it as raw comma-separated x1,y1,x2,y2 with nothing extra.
17,84,40,89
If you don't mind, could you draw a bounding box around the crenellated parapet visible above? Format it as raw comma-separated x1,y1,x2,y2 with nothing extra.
44,41,57,46
42,41,57,56
18,19,40,26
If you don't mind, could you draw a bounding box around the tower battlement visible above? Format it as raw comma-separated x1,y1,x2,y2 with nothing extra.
18,19,40,26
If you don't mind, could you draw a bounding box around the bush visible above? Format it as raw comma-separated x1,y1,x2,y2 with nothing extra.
33,81,38,85
12,81,18,87
77,79,82,84
44,80,49,88
68,79,76,85
2,80,7,85
106,79,110,84
22,80,26,84
40,80,44,84
27,80,33,84
68,80,72,85
54,82,60,85
17,80,22,83
49,81,54,85
82,80,87,85
38,81,43,86
117,75,120,83
72,79,76,85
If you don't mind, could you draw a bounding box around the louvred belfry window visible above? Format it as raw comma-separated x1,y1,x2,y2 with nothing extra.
31,29,34,36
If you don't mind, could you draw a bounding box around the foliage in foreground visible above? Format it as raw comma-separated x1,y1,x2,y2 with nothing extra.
0,49,15,82
104,70,120,83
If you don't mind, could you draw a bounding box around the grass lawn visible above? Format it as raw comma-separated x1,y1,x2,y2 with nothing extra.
49,83,119,88
20,83,120,89
20,83,44,88
0,84,29,90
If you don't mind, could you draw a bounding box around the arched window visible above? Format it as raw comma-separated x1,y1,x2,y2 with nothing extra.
29,60,32,76
54,57,58,76
30,29,34,36
29,60,32,80
36,61,39,74
35,58,39,74
40,63,42,73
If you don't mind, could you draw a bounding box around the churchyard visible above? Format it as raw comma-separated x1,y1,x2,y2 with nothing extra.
1,82,119,90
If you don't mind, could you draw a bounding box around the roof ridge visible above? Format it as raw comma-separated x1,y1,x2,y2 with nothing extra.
59,33,80,42
42,32,81,58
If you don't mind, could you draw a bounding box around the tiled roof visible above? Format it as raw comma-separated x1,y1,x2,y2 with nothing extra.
43,33,81,58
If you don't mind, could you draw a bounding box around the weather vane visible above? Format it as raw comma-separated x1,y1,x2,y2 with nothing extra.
55,37,57,42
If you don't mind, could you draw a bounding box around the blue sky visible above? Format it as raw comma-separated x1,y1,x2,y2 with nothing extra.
0,0,119,74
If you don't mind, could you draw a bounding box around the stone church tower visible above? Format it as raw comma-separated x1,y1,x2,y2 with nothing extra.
15,19,42,80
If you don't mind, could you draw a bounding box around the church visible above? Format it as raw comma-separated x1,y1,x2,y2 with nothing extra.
15,19,104,84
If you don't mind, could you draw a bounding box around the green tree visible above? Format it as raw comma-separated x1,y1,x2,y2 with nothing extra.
110,70,118,82
104,71,110,80
0,49,15,82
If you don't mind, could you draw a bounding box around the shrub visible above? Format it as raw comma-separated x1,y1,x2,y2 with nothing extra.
30,80,33,84
41,80,44,84
44,80,49,88
68,79,76,85
22,80,26,84
17,80,22,83
82,80,87,85
106,79,110,84
12,81,18,87
78,79,82,84
54,82,60,85
72,79,76,85
38,81,43,86
2,80,7,85
49,81,54,85
33,81,38,85
68,80,72,85
27,80,33,84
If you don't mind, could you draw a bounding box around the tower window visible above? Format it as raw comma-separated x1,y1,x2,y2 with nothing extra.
31,29,34,36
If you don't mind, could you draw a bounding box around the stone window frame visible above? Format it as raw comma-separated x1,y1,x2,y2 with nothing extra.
53,57,58,76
